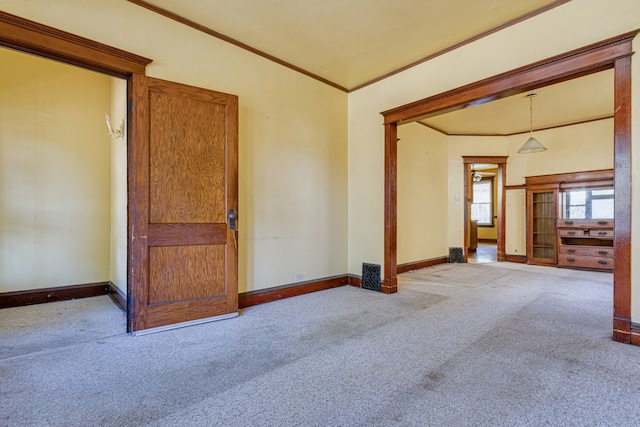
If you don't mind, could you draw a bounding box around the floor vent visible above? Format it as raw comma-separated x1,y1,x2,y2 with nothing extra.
449,247,464,263
361,263,381,292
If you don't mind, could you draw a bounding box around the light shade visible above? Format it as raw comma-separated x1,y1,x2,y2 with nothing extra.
518,136,547,154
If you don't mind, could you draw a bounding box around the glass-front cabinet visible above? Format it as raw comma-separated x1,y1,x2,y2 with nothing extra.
527,186,558,265
525,169,614,270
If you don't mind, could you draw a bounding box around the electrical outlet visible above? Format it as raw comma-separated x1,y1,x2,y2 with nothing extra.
295,273,304,281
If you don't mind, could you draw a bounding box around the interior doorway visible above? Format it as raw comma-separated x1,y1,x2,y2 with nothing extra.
463,157,507,263
380,32,634,343
467,163,500,263
0,46,128,310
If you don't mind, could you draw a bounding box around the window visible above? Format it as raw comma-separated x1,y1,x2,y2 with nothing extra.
563,188,614,219
471,179,493,226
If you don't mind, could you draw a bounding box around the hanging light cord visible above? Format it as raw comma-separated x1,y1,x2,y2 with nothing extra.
528,94,535,138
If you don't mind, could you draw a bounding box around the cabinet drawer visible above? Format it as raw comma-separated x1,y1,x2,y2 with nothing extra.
559,246,614,257
558,229,587,237
558,254,614,270
557,219,613,228
589,229,614,238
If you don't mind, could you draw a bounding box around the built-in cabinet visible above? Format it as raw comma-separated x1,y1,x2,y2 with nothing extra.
527,187,557,266
557,219,614,270
525,170,614,271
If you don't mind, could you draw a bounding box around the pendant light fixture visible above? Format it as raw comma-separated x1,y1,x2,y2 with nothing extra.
471,168,482,182
517,93,547,154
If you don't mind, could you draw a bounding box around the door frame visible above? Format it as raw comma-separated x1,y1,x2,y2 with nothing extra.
0,11,153,322
463,156,507,262
381,31,637,344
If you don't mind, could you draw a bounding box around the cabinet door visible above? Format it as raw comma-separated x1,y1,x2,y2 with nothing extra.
527,189,557,265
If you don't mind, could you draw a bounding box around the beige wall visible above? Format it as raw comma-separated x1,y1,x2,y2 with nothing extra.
1,0,349,294
109,77,127,296
397,123,448,264
446,136,508,249
0,47,112,292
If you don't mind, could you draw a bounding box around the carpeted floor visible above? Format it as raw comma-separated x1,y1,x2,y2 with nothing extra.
1,263,639,426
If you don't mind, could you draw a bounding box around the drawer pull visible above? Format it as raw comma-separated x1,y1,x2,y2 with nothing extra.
598,260,609,265
567,231,576,235
598,221,609,225
567,249,576,254
565,221,574,225
598,250,609,256
598,231,608,236
567,257,575,263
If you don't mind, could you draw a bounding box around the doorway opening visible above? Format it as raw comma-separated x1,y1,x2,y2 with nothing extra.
0,45,128,319
380,32,635,343
468,163,499,263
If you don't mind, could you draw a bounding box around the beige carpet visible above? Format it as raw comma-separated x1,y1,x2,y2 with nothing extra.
1,263,639,426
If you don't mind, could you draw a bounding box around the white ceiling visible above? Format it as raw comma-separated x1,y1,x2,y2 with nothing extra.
134,0,612,134
140,0,559,90
419,70,614,135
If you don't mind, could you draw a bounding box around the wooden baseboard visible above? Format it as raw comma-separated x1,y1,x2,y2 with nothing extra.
347,274,362,288
629,322,640,346
108,282,127,312
613,317,631,344
0,282,110,309
397,256,448,274
238,275,349,309
504,254,527,264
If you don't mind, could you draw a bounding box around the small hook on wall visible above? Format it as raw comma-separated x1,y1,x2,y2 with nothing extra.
105,113,125,140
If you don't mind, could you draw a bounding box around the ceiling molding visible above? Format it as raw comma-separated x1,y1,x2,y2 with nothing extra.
442,115,614,137
349,0,572,92
127,0,572,93
127,0,349,92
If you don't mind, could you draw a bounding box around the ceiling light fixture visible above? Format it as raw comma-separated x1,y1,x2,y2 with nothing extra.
471,168,482,182
517,93,547,154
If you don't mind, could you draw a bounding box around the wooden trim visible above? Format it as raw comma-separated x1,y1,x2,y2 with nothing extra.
463,156,509,165
381,30,637,124
380,32,635,344
347,275,362,288
238,275,349,309
108,282,127,313
127,74,150,332
506,184,527,190
504,254,527,264
127,0,348,93
349,0,572,92
525,169,613,186
0,10,151,76
397,257,448,274
0,282,110,309
631,323,640,347
613,317,631,344
613,55,632,334
383,123,398,294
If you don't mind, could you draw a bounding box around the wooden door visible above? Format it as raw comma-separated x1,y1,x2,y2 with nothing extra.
128,75,238,333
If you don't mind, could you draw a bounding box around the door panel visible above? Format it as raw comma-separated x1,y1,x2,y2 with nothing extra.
128,74,238,333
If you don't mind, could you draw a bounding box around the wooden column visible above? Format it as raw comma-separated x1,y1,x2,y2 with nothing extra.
383,123,398,294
